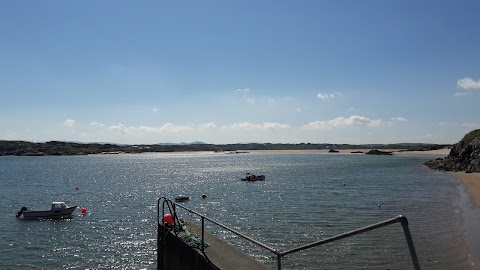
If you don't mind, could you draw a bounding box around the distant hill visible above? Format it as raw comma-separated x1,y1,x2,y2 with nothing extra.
156,141,207,145
0,140,451,156
425,129,480,172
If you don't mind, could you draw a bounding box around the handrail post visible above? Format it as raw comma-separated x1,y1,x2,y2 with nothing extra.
277,253,282,270
157,197,166,270
398,216,421,270
201,216,205,253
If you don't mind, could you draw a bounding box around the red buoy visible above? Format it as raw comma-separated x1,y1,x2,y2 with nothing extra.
81,207,87,215
163,213,174,225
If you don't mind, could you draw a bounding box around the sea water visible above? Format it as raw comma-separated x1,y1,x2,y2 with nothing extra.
0,153,476,269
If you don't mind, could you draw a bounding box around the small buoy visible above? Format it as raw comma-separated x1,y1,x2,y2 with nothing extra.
377,204,381,208
76,186,79,190
163,213,174,225
81,207,87,215
342,183,346,186
201,194,207,199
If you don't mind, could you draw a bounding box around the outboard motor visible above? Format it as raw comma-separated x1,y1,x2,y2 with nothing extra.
16,207,28,217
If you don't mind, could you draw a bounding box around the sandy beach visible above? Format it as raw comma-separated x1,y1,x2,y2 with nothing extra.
248,148,452,156
453,172,480,208
452,172,480,268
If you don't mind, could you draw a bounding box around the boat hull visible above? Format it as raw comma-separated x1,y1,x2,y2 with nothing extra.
241,175,266,181
18,206,77,220
175,195,190,202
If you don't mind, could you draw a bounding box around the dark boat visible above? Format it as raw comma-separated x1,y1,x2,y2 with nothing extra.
241,173,266,181
175,195,190,202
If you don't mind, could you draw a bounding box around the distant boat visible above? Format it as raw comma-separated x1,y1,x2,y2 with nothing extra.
241,173,266,181
175,195,190,202
16,202,77,219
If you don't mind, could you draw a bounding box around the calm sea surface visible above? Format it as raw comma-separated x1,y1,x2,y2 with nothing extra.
0,153,476,269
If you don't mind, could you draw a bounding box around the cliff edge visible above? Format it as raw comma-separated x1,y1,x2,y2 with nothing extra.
424,129,480,172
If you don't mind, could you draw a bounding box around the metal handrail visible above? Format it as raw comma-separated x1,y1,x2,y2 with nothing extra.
157,197,421,270
278,215,421,270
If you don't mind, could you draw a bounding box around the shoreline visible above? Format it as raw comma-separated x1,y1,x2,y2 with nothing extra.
453,172,480,208
452,172,480,268
246,148,451,156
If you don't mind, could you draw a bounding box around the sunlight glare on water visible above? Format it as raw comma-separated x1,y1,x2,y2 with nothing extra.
0,153,474,269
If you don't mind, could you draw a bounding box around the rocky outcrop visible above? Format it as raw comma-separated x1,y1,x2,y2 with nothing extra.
424,129,480,172
365,149,393,155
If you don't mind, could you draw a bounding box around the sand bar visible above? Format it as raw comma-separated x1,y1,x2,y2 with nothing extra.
247,148,451,156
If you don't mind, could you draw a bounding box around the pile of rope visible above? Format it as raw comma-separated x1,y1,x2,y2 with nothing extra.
179,221,210,250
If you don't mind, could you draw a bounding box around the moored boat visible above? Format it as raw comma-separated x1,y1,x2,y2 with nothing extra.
241,173,266,181
16,202,77,219
175,195,190,202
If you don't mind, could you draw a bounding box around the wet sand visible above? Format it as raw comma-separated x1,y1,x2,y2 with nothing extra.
452,172,480,269
453,172,480,208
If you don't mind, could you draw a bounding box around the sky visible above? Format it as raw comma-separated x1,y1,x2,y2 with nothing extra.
1,1,479,145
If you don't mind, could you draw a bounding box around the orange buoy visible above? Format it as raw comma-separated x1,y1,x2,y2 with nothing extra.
81,207,87,215
163,213,174,225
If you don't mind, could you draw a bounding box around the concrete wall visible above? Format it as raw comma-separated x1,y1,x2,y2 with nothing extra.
158,224,220,270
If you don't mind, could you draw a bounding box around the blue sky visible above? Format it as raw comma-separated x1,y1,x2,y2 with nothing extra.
1,1,479,145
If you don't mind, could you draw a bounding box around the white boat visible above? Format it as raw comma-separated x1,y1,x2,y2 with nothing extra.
16,202,77,219
241,173,266,181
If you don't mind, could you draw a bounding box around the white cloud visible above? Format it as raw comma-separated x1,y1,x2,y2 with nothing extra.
457,77,480,89
316,91,343,101
224,122,290,130
454,91,472,96
64,119,76,128
108,123,194,135
455,77,480,96
235,88,250,92
90,122,105,127
247,98,255,104
226,122,259,129
138,123,193,133
304,115,382,130
109,124,130,135
153,108,158,112
199,122,217,129
296,108,302,113
317,93,335,100
392,117,408,122
263,123,291,129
